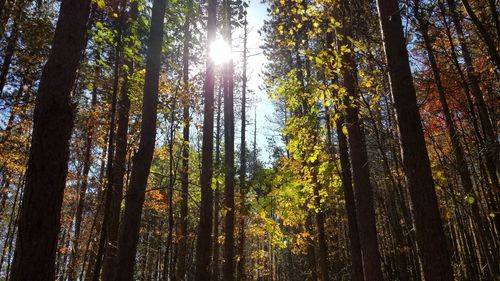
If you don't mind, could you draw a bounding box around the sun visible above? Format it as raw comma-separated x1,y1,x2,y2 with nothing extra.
210,39,232,65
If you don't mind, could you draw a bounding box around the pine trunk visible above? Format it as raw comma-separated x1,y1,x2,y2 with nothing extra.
113,0,166,280
376,0,454,279
194,0,217,279
10,0,91,279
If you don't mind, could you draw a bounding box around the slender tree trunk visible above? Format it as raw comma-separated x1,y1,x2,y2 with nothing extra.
0,178,21,274
162,100,178,281
305,216,317,281
340,3,383,279
447,0,499,192
67,61,99,281
194,0,217,279
102,3,138,281
10,0,91,279
313,173,329,281
0,17,18,96
415,3,499,277
213,78,223,281
113,0,166,280
460,0,500,70
176,3,191,279
92,7,126,279
222,0,235,279
336,116,364,281
236,12,248,281
486,0,500,42
375,0,454,279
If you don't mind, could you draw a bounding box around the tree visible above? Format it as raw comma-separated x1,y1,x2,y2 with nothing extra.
195,0,217,280
222,0,236,279
10,0,92,279
375,0,454,279
176,1,192,279
113,0,166,280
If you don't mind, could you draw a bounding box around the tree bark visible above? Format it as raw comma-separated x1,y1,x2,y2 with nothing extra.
10,0,91,279
222,0,235,279
236,11,248,281
67,58,99,281
212,78,223,281
415,3,500,278
460,0,500,70
102,3,137,280
447,0,499,193
176,3,191,279
0,17,18,96
194,0,217,279
92,6,126,280
336,117,364,281
113,0,166,280
375,0,454,279
340,3,383,278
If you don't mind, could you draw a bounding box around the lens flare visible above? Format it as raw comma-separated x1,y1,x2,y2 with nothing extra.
209,39,232,65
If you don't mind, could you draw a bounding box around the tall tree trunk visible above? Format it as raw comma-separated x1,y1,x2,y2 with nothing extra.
92,7,126,279
340,3,383,279
162,97,178,281
67,60,99,281
460,0,500,70
222,0,235,280
336,117,364,281
0,17,18,96
447,0,499,192
305,215,317,281
176,3,191,279
194,0,217,279
113,0,166,280
10,0,91,279
415,2,499,277
313,172,329,281
375,0,454,279
212,78,223,281
236,12,248,281
102,2,138,280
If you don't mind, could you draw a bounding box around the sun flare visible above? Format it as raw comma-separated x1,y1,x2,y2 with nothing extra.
209,39,232,65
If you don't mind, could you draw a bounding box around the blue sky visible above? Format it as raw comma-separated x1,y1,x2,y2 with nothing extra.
242,0,277,162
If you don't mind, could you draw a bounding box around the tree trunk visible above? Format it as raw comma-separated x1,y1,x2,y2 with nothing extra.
313,174,329,281
336,117,364,281
102,3,137,281
0,17,18,96
460,0,500,70
340,3,383,278
162,97,178,280
176,3,191,279
415,2,499,277
236,12,248,281
213,78,223,281
67,58,99,281
10,0,91,279
113,0,166,280
447,0,499,193
375,0,454,279
92,7,126,279
194,0,217,279
223,0,235,279
305,216,317,281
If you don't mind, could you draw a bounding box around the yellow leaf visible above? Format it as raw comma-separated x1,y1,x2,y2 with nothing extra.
342,126,348,136
96,0,105,9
